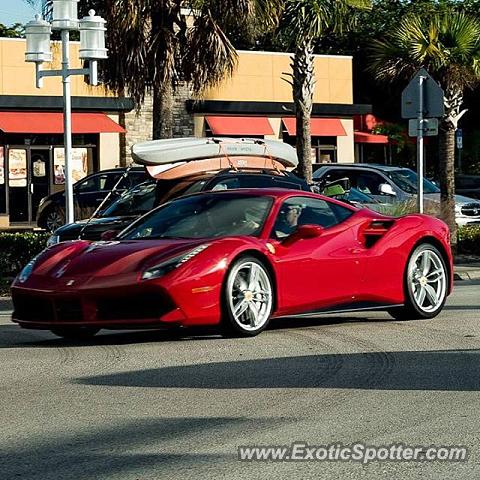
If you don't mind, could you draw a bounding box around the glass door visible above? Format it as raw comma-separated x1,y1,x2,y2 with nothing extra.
7,146,52,224
30,148,51,221
7,147,29,223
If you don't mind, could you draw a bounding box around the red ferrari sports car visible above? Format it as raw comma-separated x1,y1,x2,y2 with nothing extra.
11,189,452,339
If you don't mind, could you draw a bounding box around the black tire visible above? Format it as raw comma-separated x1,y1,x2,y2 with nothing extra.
221,256,274,337
44,207,65,232
50,327,100,340
388,243,448,321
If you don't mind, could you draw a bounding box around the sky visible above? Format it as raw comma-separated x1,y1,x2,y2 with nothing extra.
0,0,42,27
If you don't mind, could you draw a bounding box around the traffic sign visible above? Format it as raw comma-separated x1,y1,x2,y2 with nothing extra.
408,118,438,137
401,68,445,119
456,129,463,149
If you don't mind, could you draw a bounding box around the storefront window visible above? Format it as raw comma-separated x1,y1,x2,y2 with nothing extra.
53,147,89,184
8,149,27,187
0,147,6,213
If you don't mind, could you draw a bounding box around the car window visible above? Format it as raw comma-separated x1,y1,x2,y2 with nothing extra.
356,172,387,195
127,171,148,187
271,196,353,239
101,181,156,217
76,175,100,193
102,173,124,191
387,169,439,194
120,193,274,240
208,175,305,191
154,178,209,205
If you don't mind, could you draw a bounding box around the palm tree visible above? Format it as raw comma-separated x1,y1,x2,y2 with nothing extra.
368,11,480,247
37,0,281,139
280,0,371,184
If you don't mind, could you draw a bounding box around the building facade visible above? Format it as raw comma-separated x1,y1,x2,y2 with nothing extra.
0,37,376,228
0,37,130,228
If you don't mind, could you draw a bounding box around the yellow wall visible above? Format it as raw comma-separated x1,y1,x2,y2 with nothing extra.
202,51,353,104
0,38,109,97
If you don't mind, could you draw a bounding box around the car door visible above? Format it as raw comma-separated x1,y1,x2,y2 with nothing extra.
269,196,365,316
75,172,122,219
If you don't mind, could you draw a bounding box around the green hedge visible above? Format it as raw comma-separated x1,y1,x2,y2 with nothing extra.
0,232,49,278
458,226,480,256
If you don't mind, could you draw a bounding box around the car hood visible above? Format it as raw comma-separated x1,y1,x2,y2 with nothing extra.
423,193,480,206
54,216,139,241
30,238,208,281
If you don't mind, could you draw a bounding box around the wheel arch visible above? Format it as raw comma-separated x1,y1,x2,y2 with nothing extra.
410,236,452,294
227,249,278,313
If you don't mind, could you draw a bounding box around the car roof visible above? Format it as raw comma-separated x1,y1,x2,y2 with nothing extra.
151,168,308,183
182,187,354,207
316,163,406,172
85,166,145,176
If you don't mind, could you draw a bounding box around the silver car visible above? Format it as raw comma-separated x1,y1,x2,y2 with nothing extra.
313,164,480,226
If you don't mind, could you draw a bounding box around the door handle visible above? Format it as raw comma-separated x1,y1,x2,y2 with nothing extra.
349,248,363,254
30,184,34,194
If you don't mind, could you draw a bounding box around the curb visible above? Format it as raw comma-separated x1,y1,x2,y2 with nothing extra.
0,298,12,312
454,270,480,281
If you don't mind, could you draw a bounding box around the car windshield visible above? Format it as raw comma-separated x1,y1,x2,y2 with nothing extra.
387,169,440,194
339,187,378,204
100,181,156,217
119,193,274,240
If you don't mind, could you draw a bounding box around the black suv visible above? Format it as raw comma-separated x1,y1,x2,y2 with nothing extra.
47,169,310,243
37,167,148,231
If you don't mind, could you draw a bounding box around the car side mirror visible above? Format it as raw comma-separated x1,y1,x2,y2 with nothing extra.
100,229,118,241
282,224,323,247
379,183,396,196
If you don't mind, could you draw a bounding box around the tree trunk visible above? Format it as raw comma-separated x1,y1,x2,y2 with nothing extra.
153,81,174,140
292,40,315,184
438,121,457,250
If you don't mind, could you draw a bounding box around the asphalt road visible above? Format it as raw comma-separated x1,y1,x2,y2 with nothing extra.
1,281,480,479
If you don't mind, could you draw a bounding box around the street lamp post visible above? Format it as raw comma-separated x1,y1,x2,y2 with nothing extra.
25,1,107,225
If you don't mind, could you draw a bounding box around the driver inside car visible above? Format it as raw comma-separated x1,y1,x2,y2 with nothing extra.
274,204,303,238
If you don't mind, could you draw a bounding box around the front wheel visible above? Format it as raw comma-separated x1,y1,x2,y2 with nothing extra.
388,243,448,320
221,256,274,337
50,327,100,340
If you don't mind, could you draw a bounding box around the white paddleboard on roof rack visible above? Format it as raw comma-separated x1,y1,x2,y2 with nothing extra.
131,137,298,180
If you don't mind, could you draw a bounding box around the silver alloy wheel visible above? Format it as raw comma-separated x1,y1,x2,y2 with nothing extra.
227,260,273,332
46,210,64,231
408,248,447,313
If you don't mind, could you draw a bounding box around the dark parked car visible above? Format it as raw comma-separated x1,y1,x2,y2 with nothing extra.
47,169,311,244
455,175,480,200
37,167,148,231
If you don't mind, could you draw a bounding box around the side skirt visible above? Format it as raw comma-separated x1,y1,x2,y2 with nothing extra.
273,302,404,319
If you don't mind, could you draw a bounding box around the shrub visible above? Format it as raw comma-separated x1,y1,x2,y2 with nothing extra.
458,225,480,255
0,232,49,278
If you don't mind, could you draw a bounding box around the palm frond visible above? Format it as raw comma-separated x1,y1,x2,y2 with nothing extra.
368,10,480,93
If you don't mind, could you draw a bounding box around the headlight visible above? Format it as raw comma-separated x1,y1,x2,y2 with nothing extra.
455,204,462,213
142,244,210,281
47,235,60,246
17,253,43,284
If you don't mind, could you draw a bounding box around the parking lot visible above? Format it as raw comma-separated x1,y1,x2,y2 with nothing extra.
0,279,479,479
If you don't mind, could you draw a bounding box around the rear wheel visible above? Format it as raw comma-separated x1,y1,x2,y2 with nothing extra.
388,243,448,320
44,207,65,232
50,327,100,340
221,256,274,337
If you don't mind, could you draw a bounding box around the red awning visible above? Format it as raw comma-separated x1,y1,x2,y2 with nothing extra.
205,116,274,135
354,131,389,144
282,117,347,136
0,112,125,134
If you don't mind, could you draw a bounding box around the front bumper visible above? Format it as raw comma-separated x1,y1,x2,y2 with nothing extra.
11,285,186,330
